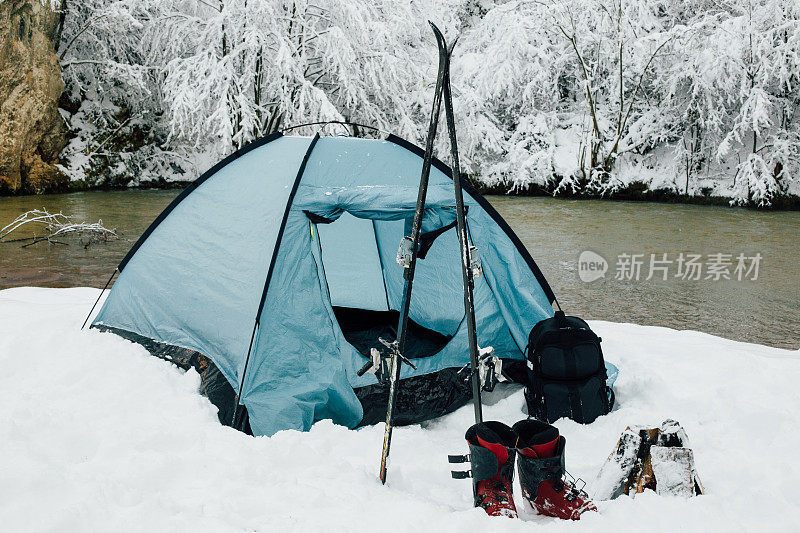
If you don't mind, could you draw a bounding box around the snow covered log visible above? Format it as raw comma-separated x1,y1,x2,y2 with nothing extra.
593,419,704,500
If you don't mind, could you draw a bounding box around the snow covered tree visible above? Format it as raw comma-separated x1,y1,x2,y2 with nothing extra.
455,0,562,190
58,0,158,124
720,0,800,206
546,0,678,194
40,0,800,205
661,0,800,206
52,0,185,186
52,0,460,182
149,0,457,155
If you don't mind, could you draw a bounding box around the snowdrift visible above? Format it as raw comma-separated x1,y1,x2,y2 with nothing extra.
0,287,798,532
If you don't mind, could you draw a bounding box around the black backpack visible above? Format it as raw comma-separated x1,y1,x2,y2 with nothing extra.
525,311,613,424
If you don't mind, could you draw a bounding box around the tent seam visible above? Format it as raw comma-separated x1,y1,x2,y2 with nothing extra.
371,219,392,311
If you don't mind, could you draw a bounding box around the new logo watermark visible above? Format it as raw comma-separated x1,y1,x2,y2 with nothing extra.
578,250,609,282
578,251,762,282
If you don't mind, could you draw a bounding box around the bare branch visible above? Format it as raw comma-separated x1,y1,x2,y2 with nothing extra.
1,210,118,246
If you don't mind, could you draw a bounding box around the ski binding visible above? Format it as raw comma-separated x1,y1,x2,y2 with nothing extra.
457,346,501,392
468,245,483,278
396,236,414,268
356,337,417,384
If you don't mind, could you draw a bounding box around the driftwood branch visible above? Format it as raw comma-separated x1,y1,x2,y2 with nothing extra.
0,209,118,247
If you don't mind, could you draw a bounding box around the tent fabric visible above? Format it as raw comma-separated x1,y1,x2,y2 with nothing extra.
93,132,556,437
317,213,389,312
95,135,313,389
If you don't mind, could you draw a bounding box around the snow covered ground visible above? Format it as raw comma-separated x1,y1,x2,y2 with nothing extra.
1,287,798,532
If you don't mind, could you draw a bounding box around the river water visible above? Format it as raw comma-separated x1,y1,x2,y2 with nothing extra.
1,191,797,349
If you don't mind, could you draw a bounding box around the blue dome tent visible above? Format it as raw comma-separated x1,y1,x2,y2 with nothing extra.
91,131,556,437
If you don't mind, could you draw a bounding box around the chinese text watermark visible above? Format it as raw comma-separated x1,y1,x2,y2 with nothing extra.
578,251,762,283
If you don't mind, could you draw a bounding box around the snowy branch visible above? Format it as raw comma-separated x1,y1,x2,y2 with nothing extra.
0,210,118,246
52,0,800,206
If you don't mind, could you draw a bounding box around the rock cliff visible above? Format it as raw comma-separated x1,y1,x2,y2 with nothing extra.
0,0,68,194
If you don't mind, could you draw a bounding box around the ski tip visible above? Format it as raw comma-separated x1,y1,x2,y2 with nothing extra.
429,21,445,43
449,34,460,53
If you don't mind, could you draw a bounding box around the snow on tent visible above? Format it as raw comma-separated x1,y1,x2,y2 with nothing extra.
90,131,557,437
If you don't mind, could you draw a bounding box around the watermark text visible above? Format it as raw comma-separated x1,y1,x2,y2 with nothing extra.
578,251,762,282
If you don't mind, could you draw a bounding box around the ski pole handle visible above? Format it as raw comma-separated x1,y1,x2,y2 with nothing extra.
356,360,374,376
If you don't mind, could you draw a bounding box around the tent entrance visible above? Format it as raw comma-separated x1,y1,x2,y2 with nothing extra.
314,211,456,360
332,306,451,359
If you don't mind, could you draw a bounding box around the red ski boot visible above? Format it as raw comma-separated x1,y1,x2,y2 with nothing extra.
457,421,518,517
512,419,596,520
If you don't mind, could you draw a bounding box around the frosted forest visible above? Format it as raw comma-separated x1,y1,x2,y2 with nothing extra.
39,0,800,206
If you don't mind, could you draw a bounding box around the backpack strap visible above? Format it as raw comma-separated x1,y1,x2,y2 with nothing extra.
568,382,583,422
554,310,568,328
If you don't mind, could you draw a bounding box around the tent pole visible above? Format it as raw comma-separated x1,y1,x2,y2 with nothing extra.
232,323,259,429
231,134,321,431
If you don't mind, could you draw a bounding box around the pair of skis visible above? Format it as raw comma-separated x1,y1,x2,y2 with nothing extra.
374,22,484,485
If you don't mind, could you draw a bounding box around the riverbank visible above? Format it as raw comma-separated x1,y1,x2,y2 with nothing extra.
1,287,798,531
4,178,800,211
471,180,800,211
